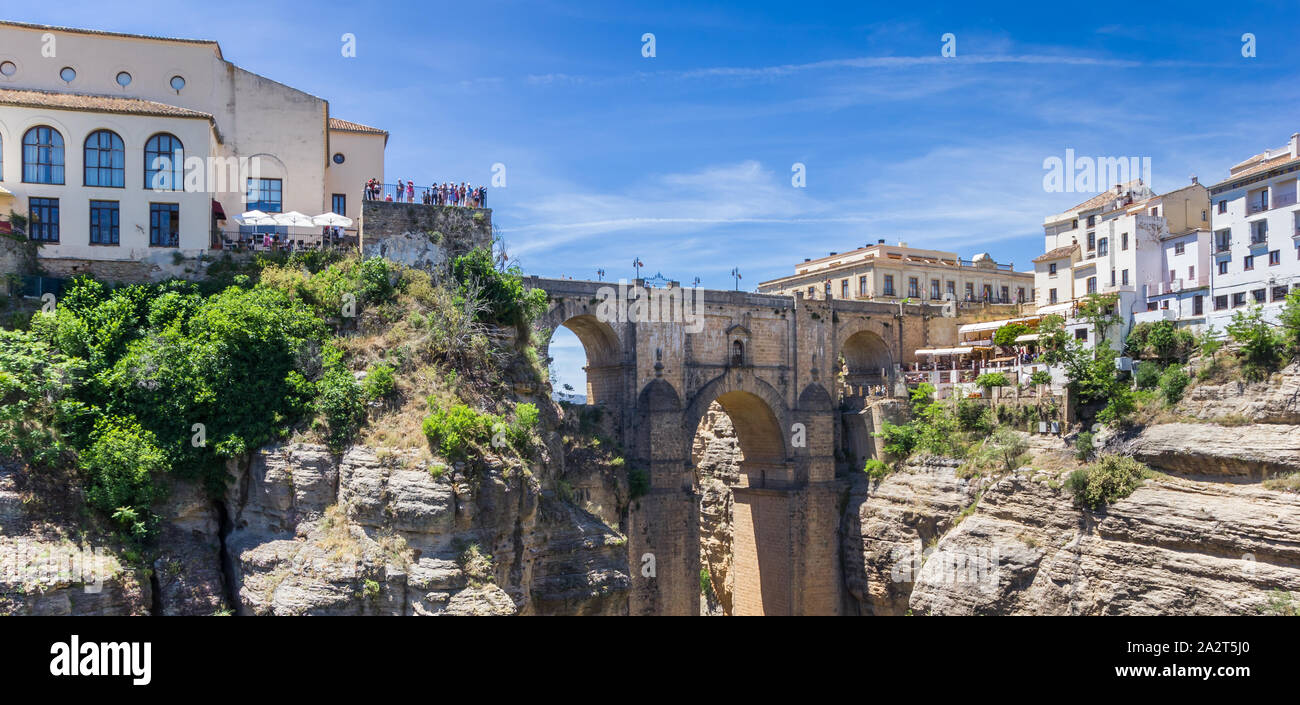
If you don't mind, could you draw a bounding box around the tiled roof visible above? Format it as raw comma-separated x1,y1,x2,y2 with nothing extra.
0,87,212,120
1065,179,1145,213
0,20,221,54
1222,152,1300,183
1032,245,1078,263
328,117,387,135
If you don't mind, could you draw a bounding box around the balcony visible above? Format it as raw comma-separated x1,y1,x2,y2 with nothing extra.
1248,201,1269,215
1214,240,1232,254
1276,191,1298,209
1147,275,1210,296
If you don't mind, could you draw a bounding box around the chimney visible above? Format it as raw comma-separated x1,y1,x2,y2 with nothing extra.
1292,132,1299,159
829,252,837,256
803,258,810,262
877,238,885,244
1190,175,1198,185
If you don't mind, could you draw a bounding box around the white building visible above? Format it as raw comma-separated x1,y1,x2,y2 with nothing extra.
1034,179,1210,347
0,21,386,268
1206,133,1300,330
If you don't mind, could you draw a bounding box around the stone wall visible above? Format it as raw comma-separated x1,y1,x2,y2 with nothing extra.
361,202,493,272
0,238,37,295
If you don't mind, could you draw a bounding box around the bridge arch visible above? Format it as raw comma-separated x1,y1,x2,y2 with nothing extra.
839,327,893,392
684,370,791,488
540,308,625,409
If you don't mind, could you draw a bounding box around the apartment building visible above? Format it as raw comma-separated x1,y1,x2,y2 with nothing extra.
1034,179,1210,346
757,240,1034,306
1205,133,1300,330
0,21,386,265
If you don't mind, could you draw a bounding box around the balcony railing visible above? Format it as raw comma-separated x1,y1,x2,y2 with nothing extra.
1147,276,1210,296
1276,191,1298,209
1248,201,1269,214
366,182,488,207
213,229,356,252
1250,231,1269,245
1215,240,1232,253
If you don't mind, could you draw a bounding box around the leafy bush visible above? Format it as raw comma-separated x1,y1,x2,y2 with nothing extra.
955,397,991,433
863,458,890,479
879,421,918,458
1157,365,1190,406
1227,305,1284,381
992,322,1030,347
1126,320,1194,363
1029,369,1052,386
450,248,547,329
1065,455,1150,509
0,329,84,465
1279,289,1300,356
316,352,365,452
362,363,396,401
79,416,168,537
627,465,650,499
508,402,540,451
975,372,1008,390
975,427,1029,474
1134,361,1161,390
909,382,935,412
1074,431,1095,461
422,401,496,461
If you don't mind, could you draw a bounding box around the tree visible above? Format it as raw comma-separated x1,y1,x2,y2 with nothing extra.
992,322,1030,347
1029,369,1052,387
975,372,1009,390
1281,289,1300,356
979,427,1029,473
1226,305,1284,380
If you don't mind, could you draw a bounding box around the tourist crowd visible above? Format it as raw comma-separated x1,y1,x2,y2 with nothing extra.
363,179,488,208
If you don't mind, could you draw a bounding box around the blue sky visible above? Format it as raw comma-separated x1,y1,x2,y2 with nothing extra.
10,0,1300,391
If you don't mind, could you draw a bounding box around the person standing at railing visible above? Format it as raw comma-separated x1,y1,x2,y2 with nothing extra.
480,186,487,208
406,180,415,203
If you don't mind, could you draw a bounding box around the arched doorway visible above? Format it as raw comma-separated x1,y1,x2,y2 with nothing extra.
689,387,790,616
840,329,893,404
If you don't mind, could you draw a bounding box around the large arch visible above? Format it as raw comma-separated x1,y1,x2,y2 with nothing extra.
552,313,623,408
684,370,791,487
839,328,893,395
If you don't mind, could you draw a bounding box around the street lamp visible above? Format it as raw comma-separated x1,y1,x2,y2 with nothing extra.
633,258,644,280
731,267,742,291
597,268,606,281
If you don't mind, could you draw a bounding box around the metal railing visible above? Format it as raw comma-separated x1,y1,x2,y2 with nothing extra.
213,229,356,252
364,182,488,207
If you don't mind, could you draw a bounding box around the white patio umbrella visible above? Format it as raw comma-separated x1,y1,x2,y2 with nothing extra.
233,209,276,226
311,212,353,228
273,211,316,228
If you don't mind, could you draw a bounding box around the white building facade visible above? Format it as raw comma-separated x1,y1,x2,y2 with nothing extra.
0,21,386,265
1206,133,1300,330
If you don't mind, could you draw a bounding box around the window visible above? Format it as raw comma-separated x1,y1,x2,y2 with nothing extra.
1215,229,1231,252
1074,328,1088,341
246,178,283,213
1232,292,1246,307
1111,270,1117,287
0,61,15,77
1244,255,1254,271
807,286,815,298
89,200,119,244
1188,266,1195,280
1168,269,1175,283
825,281,832,298
1016,287,1025,303
22,126,64,184
1270,250,1281,266
83,130,124,187
149,203,180,247
930,279,940,300
883,275,895,297
1098,237,1108,256
1086,276,1097,294
1049,288,1058,304
1122,269,1129,286
981,284,992,301
1174,241,1185,255
946,281,956,299
964,282,974,301
1252,289,1266,304
1087,232,1096,251
1161,299,1170,310
59,66,76,82
1218,260,1228,275
1193,295,1203,316
1214,295,1228,311
1121,232,1128,250
332,153,345,165
1250,220,1268,244
1000,285,1009,302
908,277,919,299
116,71,132,87
1086,215,1096,227
1147,302,1158,312
169,75,186,92
842,280,849,299
1048,262,1057,276
859,276,868,296
144,133,183,190
28,197,59,242
1272,285,1290,302
1217,200,1227,214
331,193,346,217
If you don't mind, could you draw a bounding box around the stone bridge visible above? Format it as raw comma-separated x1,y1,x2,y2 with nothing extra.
526,276,943,615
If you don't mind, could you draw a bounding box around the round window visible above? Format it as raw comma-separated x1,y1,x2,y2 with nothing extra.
116,71,132,87
59,66,76,82
170,75,186,91
332,153,345,165
0,61,16,77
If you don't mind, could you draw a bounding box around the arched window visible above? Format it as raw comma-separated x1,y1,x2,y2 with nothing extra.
144,133,183,190
22,126,64,184
84,130,124,187
732,340,744,367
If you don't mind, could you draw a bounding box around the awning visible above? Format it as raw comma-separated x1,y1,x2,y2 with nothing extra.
1036,302,1074,316
957,315,1041,334
1014,333,1040,343
916,346,977,356
211,199,227,220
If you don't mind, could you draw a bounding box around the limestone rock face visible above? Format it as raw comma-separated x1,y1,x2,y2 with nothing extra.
694,403,740,615
843,460,1300,616
1126,422,1300,479
0,464,150,616
840,458,981,615
1176,362,1300,424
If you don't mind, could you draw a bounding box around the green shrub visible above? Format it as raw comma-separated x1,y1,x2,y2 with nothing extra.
909,382,935,412
1134,362,1161,390
450,248,548,328
863,458,890,479
1074,431,1095,461
1029,369,1052,386
627,465,650,499
975,427,1029,474
992,323,1030,347
1227,306,1284,380
1066,455,1150,509
508,402,540,451
79,416,168,537
955,397,991,433
975,372,1008,390
422,401,496,461
0,329,84,465
362,363,396,401
1157,365,1190,405
879,421,917,458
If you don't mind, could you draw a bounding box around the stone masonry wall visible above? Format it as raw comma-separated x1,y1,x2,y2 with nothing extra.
361,202,493,272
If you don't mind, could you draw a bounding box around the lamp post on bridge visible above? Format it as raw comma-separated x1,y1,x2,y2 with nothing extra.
597,268,606,281
731,267,742,291
633,258,644,280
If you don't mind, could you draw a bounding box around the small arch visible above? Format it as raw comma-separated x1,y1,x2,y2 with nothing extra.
840,328,892,391
22,125,64,184
83,129,125,188
144,132,183,190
